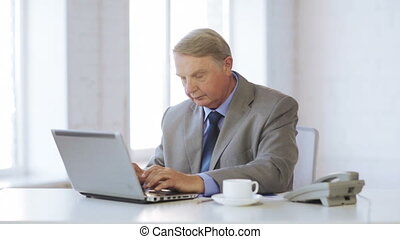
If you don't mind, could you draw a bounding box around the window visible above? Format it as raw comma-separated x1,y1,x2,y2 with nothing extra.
0,0,19,172
130,0,230,152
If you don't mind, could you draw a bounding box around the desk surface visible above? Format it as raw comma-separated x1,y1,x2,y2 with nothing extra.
0,188,398,223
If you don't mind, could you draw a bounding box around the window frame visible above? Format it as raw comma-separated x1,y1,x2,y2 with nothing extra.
0,0,26,176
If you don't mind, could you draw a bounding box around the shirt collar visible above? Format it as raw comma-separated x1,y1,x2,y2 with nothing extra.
203,72,239,121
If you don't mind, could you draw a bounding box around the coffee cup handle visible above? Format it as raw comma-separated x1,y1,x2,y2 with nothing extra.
252,181,259,194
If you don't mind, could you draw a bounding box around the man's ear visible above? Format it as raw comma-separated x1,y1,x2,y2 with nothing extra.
223,56,233,74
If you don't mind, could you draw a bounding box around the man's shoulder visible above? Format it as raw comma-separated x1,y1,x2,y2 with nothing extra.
254,84,294,101
254,85,298,112
169,99,194,109
161,99,202,128
236,74,297,105
233,74,298,115
164,99,197,117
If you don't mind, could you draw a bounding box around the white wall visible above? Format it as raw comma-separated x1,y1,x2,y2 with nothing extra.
286,0,400,189
266,0,296,96
230,0,268,86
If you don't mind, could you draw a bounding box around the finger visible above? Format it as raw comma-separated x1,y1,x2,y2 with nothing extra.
142,165,163,178
143,166,171,183
131,163,146,184
132,163,143,175
144,172,169,189
143,166,164,182
144,169,174,189
154,180,175,191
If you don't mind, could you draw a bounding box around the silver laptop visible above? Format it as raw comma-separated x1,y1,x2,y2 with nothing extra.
52,129,198,203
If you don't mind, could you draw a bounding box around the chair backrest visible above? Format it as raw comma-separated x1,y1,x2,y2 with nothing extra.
293,126,319,190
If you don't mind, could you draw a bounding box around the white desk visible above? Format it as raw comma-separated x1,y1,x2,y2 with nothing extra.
0,188,398,223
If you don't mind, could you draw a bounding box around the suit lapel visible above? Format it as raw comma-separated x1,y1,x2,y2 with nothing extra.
184,103,204,173
210,74,255,170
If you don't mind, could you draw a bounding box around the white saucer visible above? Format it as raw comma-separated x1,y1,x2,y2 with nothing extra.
211,194,262,206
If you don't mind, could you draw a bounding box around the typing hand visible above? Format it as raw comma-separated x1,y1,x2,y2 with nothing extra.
131,163,145,184
141,165,205,194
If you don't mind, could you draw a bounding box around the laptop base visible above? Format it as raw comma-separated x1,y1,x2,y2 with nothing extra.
81,192,196,204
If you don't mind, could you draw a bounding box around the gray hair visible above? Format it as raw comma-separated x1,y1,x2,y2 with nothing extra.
173,28,231,63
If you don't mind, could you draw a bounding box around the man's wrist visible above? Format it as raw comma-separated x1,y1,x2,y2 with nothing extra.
188,174,205,193
198,173,220,196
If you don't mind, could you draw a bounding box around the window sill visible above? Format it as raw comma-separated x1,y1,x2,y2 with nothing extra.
0,171,70,189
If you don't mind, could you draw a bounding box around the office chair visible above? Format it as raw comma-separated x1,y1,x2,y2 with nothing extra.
293,126,319,190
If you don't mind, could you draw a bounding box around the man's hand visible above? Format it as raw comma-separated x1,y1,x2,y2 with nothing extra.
142,165,205,193
131,163,145,184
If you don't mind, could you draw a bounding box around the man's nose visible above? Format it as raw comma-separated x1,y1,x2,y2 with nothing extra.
185,79,197,94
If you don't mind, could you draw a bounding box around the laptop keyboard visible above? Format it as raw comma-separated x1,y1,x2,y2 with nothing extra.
145,189,178,196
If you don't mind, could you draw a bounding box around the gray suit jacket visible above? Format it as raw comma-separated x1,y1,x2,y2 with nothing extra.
148,72,298,194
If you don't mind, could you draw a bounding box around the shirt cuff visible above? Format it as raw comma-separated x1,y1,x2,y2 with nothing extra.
198,173,220,197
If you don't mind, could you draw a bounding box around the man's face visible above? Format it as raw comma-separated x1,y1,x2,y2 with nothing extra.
174,53,234,109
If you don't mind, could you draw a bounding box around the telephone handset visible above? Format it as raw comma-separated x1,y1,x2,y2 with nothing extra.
284,171,365,207
315,171,359,183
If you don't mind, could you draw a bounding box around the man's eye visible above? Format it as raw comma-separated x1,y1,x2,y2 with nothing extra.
195,74,204,79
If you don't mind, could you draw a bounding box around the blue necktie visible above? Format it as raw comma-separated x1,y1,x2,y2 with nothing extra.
200,111,223,173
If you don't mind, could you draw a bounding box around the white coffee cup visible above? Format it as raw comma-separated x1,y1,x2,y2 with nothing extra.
223,179,259,199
